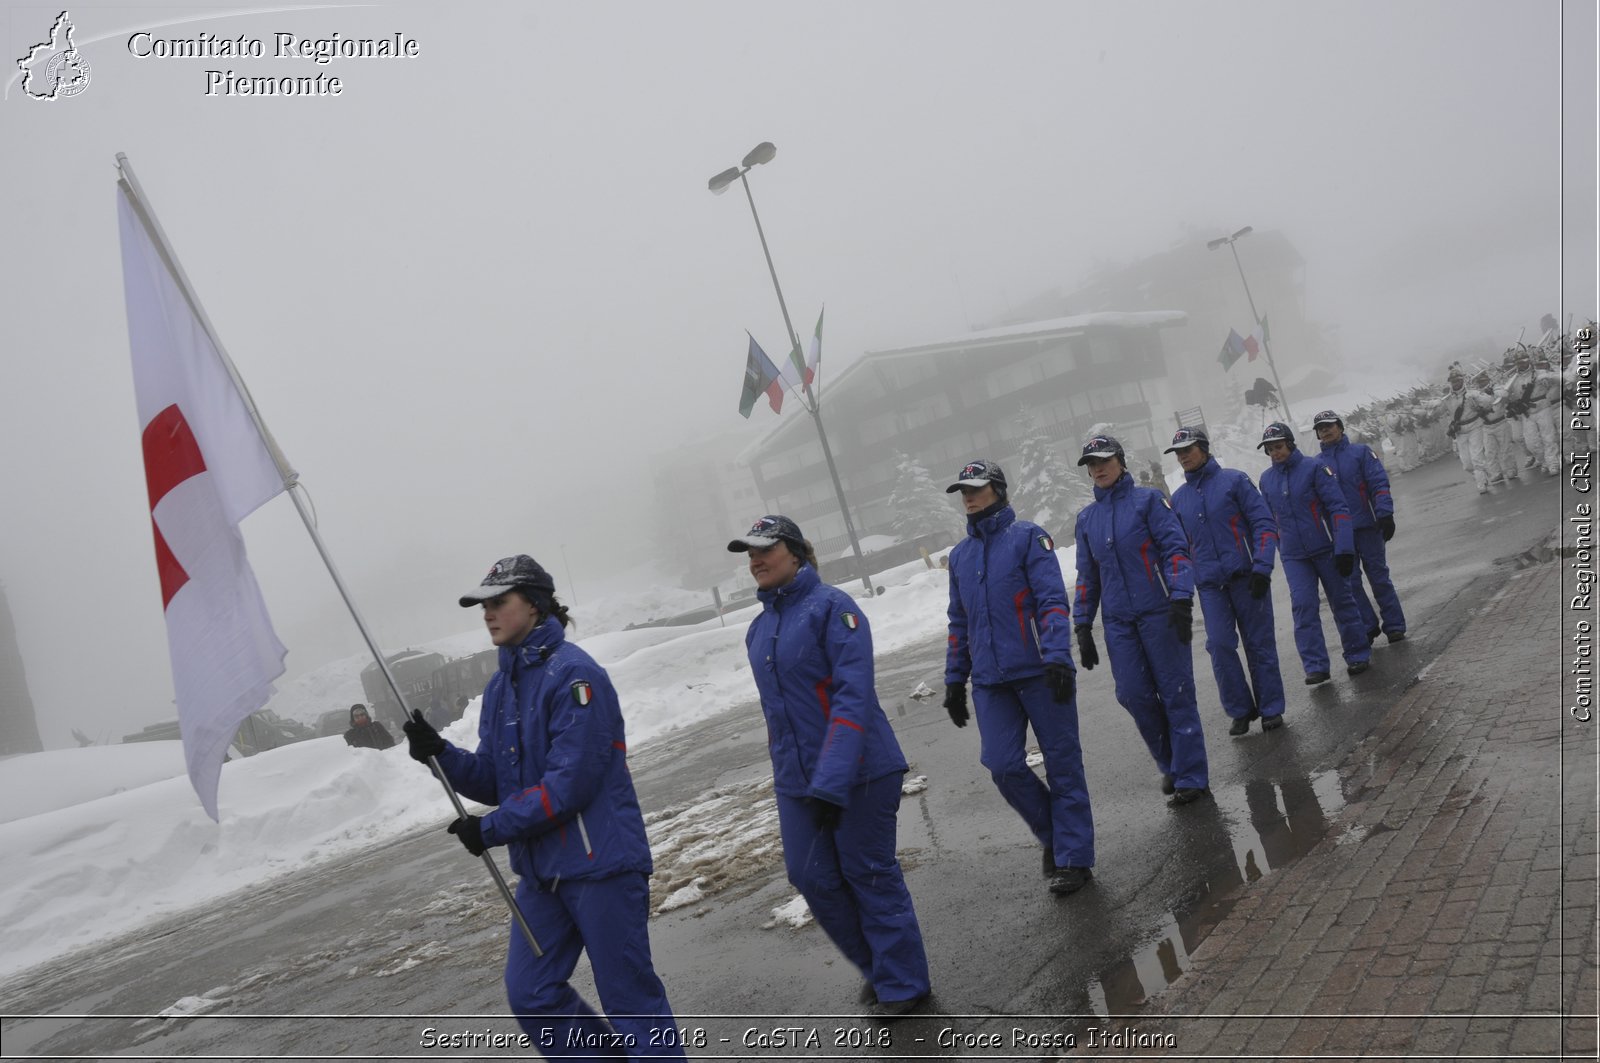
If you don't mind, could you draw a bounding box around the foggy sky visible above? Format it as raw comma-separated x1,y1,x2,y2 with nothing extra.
0,0,1593,747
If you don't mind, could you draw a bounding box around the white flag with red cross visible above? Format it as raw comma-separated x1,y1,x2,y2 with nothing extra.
117,183,289,821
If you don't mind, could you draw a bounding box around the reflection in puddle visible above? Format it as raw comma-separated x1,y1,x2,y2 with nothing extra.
1087,769,1346,1015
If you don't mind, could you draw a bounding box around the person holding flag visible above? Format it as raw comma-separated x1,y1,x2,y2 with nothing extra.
402,555,685,1059
728,515,932,1018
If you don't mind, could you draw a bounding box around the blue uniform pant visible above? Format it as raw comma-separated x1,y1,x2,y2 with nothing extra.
504,873,684,1061
1196,577,1286,720
775,773,931,1005
1281,553,1371,675
1102,610,1209,789
972,674,1095,868
1345,526,1407,636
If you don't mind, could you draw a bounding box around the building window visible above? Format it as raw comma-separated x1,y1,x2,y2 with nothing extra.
859,411,899,447
903,394,952,429
1088,334,1119,365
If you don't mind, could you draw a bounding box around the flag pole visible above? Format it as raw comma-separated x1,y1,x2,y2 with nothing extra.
114,153,542,957
1224,240,1293,423
736,172,873,595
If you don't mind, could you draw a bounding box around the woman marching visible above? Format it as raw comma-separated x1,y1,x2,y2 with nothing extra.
727,515,932,1018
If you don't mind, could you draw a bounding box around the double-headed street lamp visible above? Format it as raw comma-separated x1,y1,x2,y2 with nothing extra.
710,142,872,595
1207,225,1293,422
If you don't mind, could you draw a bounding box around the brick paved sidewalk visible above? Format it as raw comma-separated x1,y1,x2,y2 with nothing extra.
1092,559,1597,1060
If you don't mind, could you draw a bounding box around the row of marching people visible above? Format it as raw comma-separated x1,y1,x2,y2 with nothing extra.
384,411,1413,1048
1434,345,1568,492
935,414,1408,898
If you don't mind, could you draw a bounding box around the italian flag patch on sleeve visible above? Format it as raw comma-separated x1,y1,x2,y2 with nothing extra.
570,680,593,706
841,612,859,630
1038,534,1054,551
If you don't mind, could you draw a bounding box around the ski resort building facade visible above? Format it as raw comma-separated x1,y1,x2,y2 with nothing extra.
738,310,1187,558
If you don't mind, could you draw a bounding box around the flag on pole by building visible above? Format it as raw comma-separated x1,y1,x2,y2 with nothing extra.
117,183,289,821
777,307,824,393
808,307,824,379
738,333,785,417
1242,330,1261,360
778,340,809,392
1217,328,1249,370
1251,315,1270,361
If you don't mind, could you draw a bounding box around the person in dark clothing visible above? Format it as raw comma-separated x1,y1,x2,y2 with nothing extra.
402,554,684,1059
343,703,396,750
942,459,1093,896
1072,435,1210,807
730,515,932,1018
1165,427,1286,736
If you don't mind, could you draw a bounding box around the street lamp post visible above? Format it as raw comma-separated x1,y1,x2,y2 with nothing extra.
710,143,872,595
1207,225,1293,423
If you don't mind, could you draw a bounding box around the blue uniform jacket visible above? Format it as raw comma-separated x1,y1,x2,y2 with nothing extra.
435,617,651,885
1073,472,1194,624
1170,457,1280,589
1317,436,1393,529
945,505,1075,687
1257,448,1355,560
745,564,908,805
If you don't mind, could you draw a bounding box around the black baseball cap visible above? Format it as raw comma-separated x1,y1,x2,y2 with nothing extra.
1076,435,1124,465
728,515,805,552
945,459,1007,493
1164,426,1209,453
459,554,555,607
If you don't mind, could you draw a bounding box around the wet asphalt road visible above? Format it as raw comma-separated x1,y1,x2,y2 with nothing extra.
0,457,1563,1061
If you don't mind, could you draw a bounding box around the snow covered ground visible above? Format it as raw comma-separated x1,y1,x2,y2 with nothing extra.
0,548,1017,982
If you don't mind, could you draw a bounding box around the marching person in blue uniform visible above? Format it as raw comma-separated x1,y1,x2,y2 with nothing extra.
729,515,932,1018
1071,435,1211,806
1255,423,1372,684
1165,427,1287,736
401,555,684,1061
1312,409,1408,644
942,460,1094,896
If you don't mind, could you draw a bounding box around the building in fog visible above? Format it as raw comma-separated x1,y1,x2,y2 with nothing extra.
997,229,1335,425
739,311,1187,558
651,432,767,589
0,582,43,755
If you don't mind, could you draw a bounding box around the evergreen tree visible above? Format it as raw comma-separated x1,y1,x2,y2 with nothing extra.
888,450,958,542
1014,407,1092,532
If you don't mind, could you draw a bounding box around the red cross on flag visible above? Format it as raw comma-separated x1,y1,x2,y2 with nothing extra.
117,182,289,821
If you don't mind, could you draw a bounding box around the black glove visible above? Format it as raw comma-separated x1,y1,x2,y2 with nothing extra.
806,796,843,831
1043,663,1075,704
447,815,486,856
1075,626,1099,670
1249,572,1271,599
1377,516,1396,542
1335,554,1356,577
1167,598,1193,645
402,709,446,764
943,684,968,727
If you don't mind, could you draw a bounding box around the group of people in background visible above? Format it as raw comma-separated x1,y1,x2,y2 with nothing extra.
361,314,1592,1054
1329,319,1587,494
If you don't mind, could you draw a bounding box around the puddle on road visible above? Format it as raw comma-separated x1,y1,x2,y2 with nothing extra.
1086,769,1347,1015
